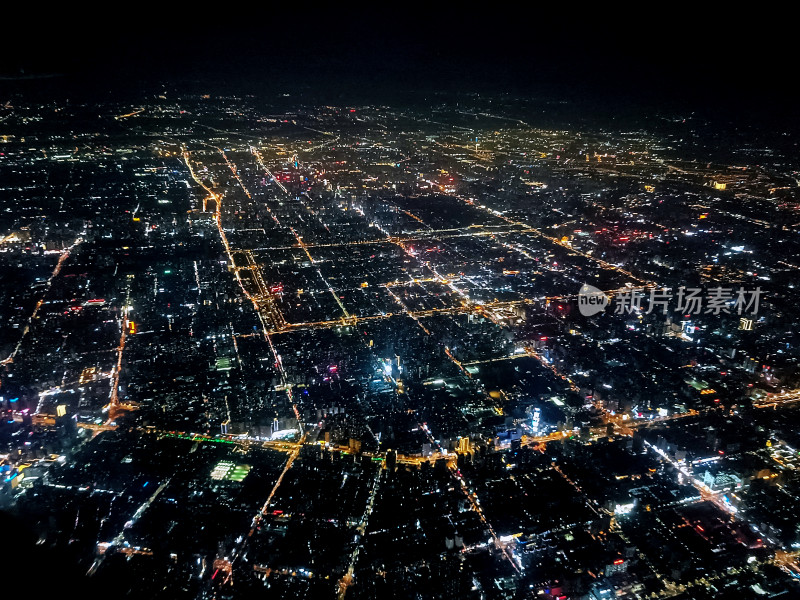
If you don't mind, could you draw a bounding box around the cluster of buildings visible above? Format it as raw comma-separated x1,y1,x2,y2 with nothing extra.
0,90,799,598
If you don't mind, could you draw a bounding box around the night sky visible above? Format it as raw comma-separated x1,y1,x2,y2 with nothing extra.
1,10,795,126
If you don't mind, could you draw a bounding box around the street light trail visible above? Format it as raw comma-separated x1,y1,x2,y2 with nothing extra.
2,237,82,365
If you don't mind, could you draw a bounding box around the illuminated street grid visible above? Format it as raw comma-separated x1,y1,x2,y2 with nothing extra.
3,98,800,599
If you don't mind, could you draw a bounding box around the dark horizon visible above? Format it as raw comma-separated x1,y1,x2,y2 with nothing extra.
2,11,795,126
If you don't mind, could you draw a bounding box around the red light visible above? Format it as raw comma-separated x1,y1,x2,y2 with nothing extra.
613,559,624,565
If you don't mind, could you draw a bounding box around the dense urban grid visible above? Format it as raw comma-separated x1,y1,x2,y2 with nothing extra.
1,88,800,599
